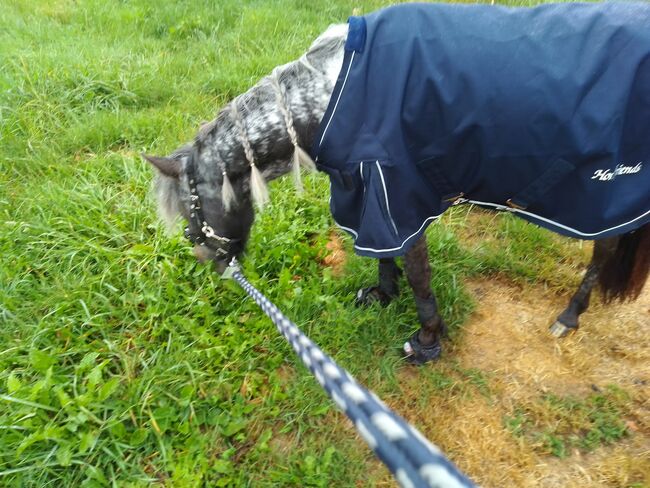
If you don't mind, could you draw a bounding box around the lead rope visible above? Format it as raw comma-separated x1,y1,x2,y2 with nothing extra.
224,259,475,488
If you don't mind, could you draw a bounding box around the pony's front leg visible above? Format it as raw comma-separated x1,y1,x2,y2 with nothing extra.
356,258,402,306
402,235,448,364
550,237,618,337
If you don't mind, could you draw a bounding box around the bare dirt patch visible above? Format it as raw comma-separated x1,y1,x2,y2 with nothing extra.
457,279,650,399
386,280,650,487
320,230,347,276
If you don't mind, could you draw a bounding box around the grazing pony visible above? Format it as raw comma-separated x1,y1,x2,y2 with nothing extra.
144,3,650,364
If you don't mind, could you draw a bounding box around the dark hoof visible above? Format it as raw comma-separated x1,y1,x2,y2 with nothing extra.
356,286,392,307
549,321,578,338
403,332,442,365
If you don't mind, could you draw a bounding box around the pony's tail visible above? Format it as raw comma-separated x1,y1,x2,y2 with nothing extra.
598,223,650,302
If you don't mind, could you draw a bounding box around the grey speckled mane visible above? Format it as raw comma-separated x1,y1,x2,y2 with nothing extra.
149,24,346,237
143,11,649,366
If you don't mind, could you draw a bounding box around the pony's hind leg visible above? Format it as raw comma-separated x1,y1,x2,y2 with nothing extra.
549,264,600,337
356,258,402,306
402,235,448,364
550,237,619,337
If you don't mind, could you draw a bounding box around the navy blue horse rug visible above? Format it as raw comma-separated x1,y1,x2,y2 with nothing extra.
312,2,650,258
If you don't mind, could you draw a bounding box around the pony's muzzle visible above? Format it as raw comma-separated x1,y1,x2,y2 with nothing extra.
193,244,230,274
193,244,213,263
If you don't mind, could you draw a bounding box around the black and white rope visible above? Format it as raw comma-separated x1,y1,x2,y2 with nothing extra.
226,260,475,488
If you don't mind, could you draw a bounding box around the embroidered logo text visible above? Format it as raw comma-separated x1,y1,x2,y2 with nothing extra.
591,162,642,181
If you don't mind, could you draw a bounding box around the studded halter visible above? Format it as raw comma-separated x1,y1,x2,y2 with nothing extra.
183,147,240,258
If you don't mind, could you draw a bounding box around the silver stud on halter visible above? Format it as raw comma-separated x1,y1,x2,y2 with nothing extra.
184,149,239,254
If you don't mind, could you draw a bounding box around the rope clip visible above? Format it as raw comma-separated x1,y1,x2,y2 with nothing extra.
222,257,240,280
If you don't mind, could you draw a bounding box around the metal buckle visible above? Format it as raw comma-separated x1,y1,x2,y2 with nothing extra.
201,223,231,242
443,192,464,202
213,247,229,257
201,223,216,238
506,199,527,210
221,257,240,279
444,192,467,206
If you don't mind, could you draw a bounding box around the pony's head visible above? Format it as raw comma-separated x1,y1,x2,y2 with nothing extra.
143,24,347,273
144,143,256,274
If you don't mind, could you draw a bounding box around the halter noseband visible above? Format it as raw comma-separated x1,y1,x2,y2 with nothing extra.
184,148,240,258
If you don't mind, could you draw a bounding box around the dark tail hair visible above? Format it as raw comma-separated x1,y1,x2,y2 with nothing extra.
599,223,650,302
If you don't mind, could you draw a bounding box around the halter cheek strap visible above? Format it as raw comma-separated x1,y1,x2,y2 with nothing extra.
184,148,240,257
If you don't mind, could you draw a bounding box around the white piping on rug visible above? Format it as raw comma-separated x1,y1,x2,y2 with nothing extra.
334,214,445,255
375,160,400,237
466,200,650,238
317,51,356,155
332,197,650,255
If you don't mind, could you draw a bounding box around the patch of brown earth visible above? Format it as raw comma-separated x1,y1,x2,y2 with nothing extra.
320,230,347,276
383,280,650,487
457,279,650,400
268,430,298,458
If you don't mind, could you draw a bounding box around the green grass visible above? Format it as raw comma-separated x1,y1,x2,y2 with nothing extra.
0,0,638,486
503,386,632,458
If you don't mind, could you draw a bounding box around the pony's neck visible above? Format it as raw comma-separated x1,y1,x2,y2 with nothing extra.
196,25,346,184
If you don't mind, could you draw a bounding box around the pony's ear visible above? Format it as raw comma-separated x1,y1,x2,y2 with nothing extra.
142,153,182,178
